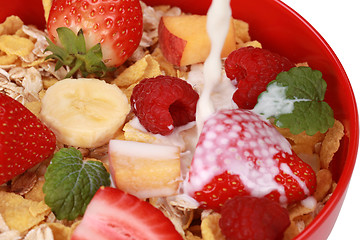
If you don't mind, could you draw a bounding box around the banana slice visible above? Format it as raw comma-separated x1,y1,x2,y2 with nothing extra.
40,78,130,148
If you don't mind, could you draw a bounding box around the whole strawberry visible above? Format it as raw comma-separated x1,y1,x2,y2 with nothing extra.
184,109,316,211
131,76,199,135
225,46,295,109
0,93,56,184
219,196,290,240
46,0,143,76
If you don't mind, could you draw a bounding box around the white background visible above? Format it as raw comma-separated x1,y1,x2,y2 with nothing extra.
280,1,360,239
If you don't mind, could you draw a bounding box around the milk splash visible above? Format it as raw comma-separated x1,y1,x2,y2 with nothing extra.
195,0,232,135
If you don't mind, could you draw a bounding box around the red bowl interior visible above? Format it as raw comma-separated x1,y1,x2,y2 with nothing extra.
2,0,359,239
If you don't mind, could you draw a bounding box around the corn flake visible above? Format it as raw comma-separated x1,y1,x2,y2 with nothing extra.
43,0,53,22
233,19,250,42
276,127,325,151
0,54,18,65
313,169,333,202
283,220,300,240
47,223,72,240
0,35,34,57
288,203,315,221
320,120,344,169
122,83,137,103
0,191,50,233
243,40,262,48
25,101,42,117
113,54,162,87
201,213,225,240
0,16,23,36
151,47,178,77
42,77,59,89
22,57,47,68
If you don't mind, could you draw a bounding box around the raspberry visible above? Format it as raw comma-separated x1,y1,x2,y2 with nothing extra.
225,46,295,109
219,196,290,240
130,76,199,135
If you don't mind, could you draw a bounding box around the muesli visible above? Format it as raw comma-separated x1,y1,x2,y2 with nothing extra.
0,1,344,239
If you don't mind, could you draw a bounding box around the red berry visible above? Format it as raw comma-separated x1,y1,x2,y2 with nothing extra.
71,187,183,240
225,46,295,109
184,109,316,211
130,76,199,135
219,196,290,240
0,93,56,184
47,0,143,67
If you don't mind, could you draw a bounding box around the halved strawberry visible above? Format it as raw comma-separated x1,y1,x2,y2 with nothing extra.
71,187,183,240
184,109,316,211
0,93,56,185
46,0,143,76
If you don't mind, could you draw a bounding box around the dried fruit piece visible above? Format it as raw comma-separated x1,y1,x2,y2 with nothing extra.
109,139,181,199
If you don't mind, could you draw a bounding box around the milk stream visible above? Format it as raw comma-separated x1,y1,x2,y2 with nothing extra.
195,0,232,136
188,0,311,206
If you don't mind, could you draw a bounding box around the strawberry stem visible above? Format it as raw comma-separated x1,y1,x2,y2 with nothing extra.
65,58,83,78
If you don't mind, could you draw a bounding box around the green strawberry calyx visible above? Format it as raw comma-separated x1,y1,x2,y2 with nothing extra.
45,27,115,78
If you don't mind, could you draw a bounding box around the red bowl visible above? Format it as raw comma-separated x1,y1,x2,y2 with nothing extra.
2,0,358,239
141,1,359,239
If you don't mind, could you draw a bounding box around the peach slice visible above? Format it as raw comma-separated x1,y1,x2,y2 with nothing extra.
108,139,181,199
158,15,237,66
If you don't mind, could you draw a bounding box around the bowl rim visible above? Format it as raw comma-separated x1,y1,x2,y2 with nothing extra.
273,0,359,238
1,0,359,238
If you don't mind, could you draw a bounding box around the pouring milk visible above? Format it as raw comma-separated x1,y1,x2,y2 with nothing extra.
187,0,315,208
195,0,232,135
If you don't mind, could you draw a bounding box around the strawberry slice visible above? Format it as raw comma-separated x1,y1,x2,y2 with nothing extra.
184,109,316,211
71,187,183,240
46,0,143,73
0,93,56,185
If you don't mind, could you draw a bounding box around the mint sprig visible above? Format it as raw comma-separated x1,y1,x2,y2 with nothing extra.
43,147,110,220
254,67,335,135
45,27,114,78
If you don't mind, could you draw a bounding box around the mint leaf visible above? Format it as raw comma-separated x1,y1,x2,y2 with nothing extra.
274,66,327,101
43,148,110,220
275,101,334,135
254,67,334,135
